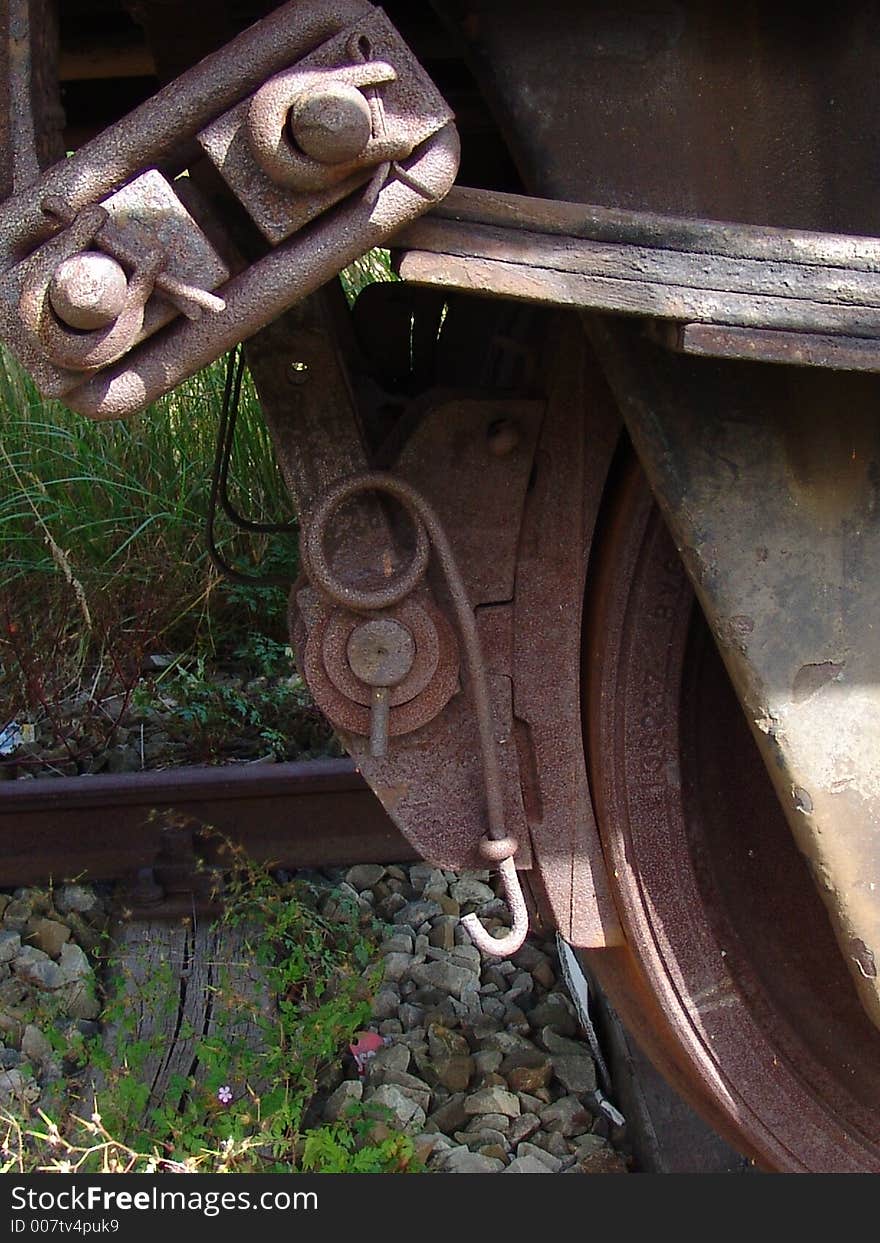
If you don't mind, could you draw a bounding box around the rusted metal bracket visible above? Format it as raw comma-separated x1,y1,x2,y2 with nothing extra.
0,0,458,416
246,290,622,952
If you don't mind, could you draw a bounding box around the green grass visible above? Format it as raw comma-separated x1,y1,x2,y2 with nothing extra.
0,257,396,758
0,346,297,738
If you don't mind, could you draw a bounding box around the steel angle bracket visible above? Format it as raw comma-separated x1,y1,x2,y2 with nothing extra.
0,0,458,418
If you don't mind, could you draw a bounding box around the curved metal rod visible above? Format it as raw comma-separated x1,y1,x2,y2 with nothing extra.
462,857,529,958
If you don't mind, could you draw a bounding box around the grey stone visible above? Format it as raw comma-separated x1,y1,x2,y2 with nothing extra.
532,960,556,990
464,1086,520,1118
427,1023,470,1060
570,1132,612,1156
435,1054,474,1092
395,1027,427,1051
506,971,535,1000
517,1141,562,1171
454,1127,509,1151
58,980,100,1020
503,1004,531,1034
473,1050,503,1076
57,942,92,985
426,1093,469,1135
409,960,475,1000
508,1112,542,1145
464,1112,511,1134
0,933,21,963
0,1012,24,1047
368,1043,411,1075
369,1069,431,1114
511,943,553,971
379,932,413,956
382,953,413,984
529,994,577,1038
367,1084,426,1133
533,1130,573,1160
539,1095,591,1137
59,912,103,954
481,997,507,1021
412,1134,448,1167
449,876,496,906
428,919,456,952
407,864,438,894
438,1148,504,1174
13,946,63,990
323,1079,363,1122
21,1025,53,1068
0,979,28,1008
344,864,386,892
371,987,400,1021
478,1030,535,1056
2,899,32,931
0,1048,22,1069
0,1068,39,1105
541,1029,597,1095
379,1019,403,1036
504,1156,554,1174
26,918,70,960
393,900,442,928
482,965,511,992
378,893,407,920
397,1003,424,1028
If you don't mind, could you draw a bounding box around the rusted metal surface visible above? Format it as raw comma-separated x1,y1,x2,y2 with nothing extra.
0,0,459,417
0,0,370,257
5,0,63,191
587,314,880,1033
660,322,880,373
397,186,880,360
0,758,413,890
434,1,880,236
509,320,622,949
583,459,880,1171
0,173,229,396
199,7,454,244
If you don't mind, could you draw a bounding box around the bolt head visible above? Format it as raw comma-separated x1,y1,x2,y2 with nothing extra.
49,251,128,330
288,83,372,165
346,618,415,688
487,419,521,457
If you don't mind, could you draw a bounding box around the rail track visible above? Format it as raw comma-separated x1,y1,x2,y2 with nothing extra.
0,759,413,904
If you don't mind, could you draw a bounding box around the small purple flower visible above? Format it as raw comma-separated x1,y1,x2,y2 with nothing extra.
217,1085,233,1106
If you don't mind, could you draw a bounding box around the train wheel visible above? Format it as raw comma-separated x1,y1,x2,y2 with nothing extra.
582,452,880,1172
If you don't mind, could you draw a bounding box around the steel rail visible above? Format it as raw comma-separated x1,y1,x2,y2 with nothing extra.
0,758,414,888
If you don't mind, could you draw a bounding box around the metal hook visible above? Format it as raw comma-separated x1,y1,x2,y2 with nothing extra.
461,855,529,958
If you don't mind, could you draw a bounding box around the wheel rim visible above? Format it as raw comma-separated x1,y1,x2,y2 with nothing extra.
583,454,880,1172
